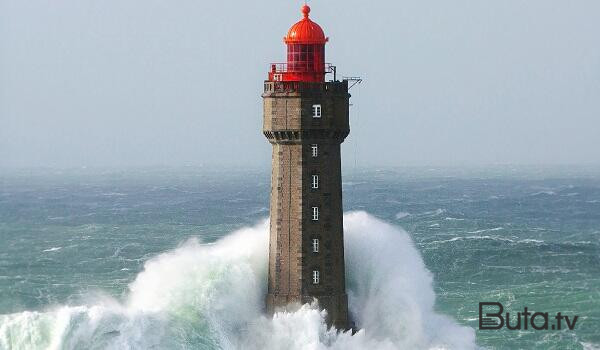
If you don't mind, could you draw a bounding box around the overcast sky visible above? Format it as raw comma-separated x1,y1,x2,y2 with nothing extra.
0,1,598,169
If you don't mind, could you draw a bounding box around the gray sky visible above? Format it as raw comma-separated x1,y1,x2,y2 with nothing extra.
1,1,599,168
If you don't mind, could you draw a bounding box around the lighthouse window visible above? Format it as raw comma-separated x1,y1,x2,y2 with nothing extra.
312,270,320,284
312,104,322,118
311,144,318,158
311,174,319,189
312,207,319,221
312,238,319,253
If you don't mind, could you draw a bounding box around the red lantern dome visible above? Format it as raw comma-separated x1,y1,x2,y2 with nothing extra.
284,5,328,45
268,5,331,83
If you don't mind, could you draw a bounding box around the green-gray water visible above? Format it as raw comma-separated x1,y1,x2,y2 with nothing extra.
1,166,598,349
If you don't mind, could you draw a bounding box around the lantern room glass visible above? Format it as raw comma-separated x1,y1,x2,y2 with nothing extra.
287,44,325,74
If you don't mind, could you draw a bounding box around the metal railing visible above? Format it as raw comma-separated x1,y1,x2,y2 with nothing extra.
268,63,336,82
264,80,348,93
268,62,334,74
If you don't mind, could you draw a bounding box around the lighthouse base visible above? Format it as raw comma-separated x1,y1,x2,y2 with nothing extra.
266,293,349,330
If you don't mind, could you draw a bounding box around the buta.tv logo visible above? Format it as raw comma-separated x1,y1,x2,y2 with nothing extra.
479,302,579,331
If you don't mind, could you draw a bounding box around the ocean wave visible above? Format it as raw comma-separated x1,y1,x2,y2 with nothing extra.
425,235,544,246
420,209,447,217
529,266,573,274
530,191,556,196
466,227,504,234
0,212,476,350
42,247,62,253
582,342,600,350
424,236,596,249
395,212,411,219
101,192,127,197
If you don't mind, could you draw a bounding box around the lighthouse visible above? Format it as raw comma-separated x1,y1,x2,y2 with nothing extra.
263,5,350,329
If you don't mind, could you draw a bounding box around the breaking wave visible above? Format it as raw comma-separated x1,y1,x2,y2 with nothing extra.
0,212,476,350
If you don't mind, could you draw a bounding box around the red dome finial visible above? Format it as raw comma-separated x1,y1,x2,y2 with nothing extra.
302,5,311,19
284,4,327,44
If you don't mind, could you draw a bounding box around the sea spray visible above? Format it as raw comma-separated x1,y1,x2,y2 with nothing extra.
343,212,475,349
0,212,476,350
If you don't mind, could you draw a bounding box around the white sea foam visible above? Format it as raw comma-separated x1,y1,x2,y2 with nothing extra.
422,209,447,216
395,212,411,219
42,247,62,252
467,227,503,234
424,235,544,246
530,191,556,196
582,342,600,350
0,212,476,350
444,217,465,221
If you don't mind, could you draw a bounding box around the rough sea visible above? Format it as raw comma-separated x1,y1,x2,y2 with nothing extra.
0,166,598,350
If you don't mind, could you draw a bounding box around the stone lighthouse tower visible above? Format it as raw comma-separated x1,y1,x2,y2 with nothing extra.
263,5,350,329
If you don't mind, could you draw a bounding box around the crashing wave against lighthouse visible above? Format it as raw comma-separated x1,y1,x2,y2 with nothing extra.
0,212,476,350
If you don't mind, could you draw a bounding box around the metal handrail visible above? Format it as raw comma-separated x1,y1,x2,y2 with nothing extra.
269,63,334,74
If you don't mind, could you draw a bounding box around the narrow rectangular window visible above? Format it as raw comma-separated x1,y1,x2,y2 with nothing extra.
311,174,319,189
311,144,318,158
312,238,319,253
312,104,322,118
312,270,320,284
312,206,319,221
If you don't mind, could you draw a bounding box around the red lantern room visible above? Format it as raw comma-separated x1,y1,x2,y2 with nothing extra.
269,5,331,82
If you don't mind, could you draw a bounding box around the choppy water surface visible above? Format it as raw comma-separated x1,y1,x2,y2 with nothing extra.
0,166,598,349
